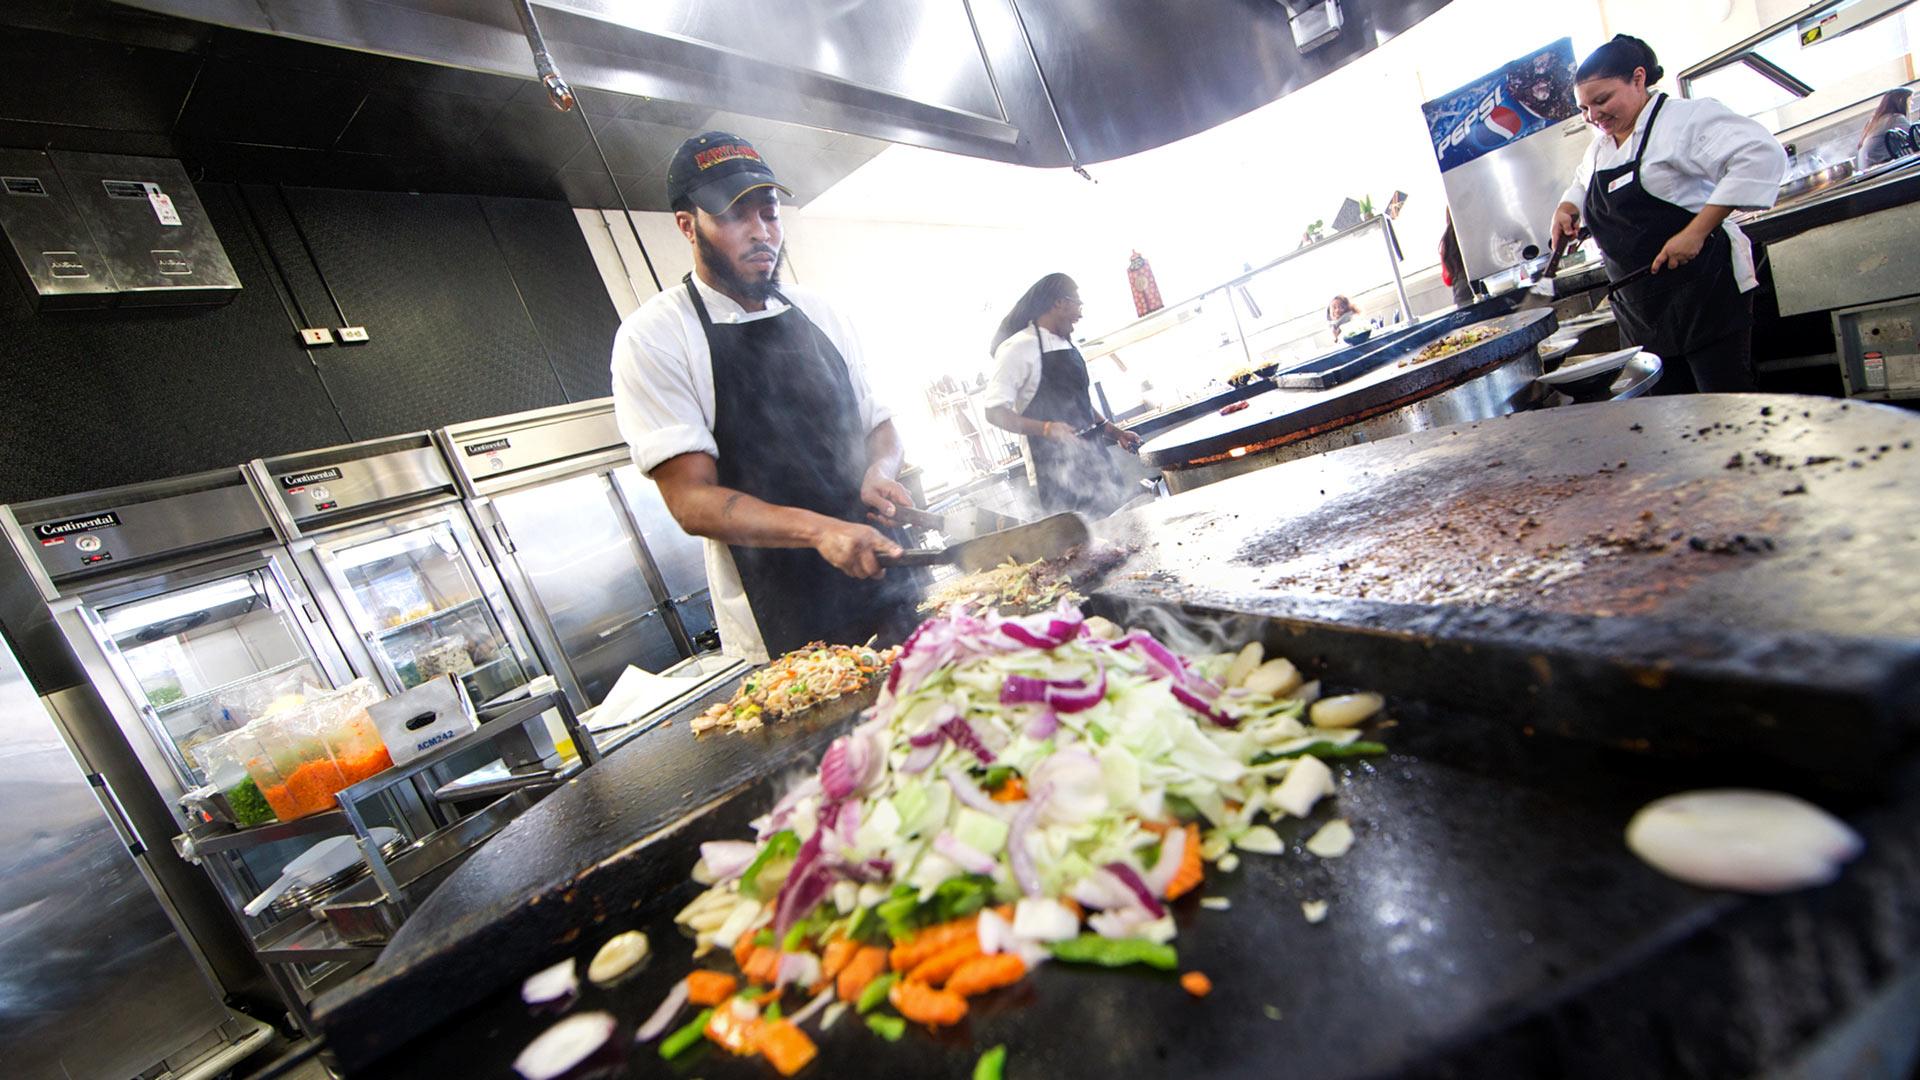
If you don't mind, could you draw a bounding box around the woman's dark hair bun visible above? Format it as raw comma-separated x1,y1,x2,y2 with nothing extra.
1577,34,1664,85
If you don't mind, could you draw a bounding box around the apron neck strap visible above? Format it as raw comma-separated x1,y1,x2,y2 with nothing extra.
1629,93,1668,168
683,272,789,331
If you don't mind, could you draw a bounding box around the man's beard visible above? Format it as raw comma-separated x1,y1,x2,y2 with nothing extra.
696,226,781,303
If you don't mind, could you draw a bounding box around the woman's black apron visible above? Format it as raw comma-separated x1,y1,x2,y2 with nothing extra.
687,277,913,656
1584,94,1753,388
1015,323,1132,516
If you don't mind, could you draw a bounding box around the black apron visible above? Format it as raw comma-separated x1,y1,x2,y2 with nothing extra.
1584,94,1751,366
688,277,912,656
1016,324,1131,516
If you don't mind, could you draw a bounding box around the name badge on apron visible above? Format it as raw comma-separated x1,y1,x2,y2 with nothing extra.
1607,172,1636,194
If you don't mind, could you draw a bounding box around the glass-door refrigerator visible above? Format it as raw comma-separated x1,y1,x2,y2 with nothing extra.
249,433,544,712
0,467,398,1028
438,400,732,719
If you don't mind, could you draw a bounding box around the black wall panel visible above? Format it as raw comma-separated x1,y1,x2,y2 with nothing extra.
479,196,620,402
0,182,351,504
283,186,571,439
0,182,618,504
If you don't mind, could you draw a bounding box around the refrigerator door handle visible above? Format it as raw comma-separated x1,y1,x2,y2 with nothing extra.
87,771,146,856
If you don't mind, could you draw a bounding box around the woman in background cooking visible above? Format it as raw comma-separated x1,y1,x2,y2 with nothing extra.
1550,35,1787,393
983,274,1141,516
1855,88,1913,170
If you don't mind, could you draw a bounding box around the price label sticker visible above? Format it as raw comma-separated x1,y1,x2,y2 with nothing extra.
145,183,182,226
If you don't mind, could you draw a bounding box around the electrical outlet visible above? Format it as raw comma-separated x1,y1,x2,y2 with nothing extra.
338,326,370,344
299,327,335,347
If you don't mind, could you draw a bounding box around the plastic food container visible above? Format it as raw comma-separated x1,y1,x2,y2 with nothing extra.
417,636,476,680
198,728,278,828
312,678,395,787
247,709,350,821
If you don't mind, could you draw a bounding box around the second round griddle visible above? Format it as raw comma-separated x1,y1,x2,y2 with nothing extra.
1141,309,1558,470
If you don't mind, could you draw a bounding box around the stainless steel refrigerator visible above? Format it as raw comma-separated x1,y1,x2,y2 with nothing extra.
248,433,545,710
438,400,722,712
0,631,273,1079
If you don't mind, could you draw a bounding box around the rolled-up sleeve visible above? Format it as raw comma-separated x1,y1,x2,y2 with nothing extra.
611,313,717,474
1695,100,1788,210
983,336,1040,413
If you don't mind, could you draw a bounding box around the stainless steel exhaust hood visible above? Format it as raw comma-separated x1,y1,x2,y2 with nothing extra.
0,150,240,309
115,0,1452,170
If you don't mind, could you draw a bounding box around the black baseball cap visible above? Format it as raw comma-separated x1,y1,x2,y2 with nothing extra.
666,132,792,214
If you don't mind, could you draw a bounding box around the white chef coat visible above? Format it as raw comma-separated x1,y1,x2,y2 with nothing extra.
983,324,1076,414
611,274,893,663
1561,92,1787,293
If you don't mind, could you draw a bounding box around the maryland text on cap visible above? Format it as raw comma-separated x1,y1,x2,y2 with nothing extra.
668,132,793,214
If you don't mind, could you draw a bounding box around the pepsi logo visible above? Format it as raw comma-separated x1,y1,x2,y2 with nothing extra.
1484,105,1523,141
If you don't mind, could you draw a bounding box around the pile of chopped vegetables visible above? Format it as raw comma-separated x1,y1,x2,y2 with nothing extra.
693,643,900,736
604,601,1387,1075
918,544,1129,618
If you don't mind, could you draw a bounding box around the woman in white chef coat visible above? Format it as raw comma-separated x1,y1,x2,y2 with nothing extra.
1550,35,1788,393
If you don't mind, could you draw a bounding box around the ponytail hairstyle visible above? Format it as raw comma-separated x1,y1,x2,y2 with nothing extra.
1576,34,1664,87
991,273,1076,353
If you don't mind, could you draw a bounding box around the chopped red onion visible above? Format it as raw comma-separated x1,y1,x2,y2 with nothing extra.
940,716,996,763
790,984,837,1028
1172,683,1238,728
1008,788,1048,896
945,766,1006,816
1000,621,1069,649
934,831,998,876
698,841,759,883
901,741,943,774
1103,861,1166,918
514,1012,620,1080
634,979,690,1043
760,777,821,840
976,907,1013,954
520,957,579,1011
775,950,822,989
999,664,1106,714
1088,907,1159,941
1026,706,1060,739
819,737,859,801
772,829,830,934
1143,825,1187,897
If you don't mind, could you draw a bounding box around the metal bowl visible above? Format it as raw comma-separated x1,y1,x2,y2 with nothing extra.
1778,161,1855,202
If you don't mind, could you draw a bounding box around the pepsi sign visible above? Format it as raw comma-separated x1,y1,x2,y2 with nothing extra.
1423,39,1579,174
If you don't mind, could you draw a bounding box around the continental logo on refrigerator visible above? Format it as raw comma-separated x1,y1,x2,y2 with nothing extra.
280,467,343,491
464,438,511,456
34,512,120,544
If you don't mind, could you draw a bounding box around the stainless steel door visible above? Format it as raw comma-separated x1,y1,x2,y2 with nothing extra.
0,635,236,1080
309,507,540,705
490,473,683,706
611,465,717,643
64,548,355,807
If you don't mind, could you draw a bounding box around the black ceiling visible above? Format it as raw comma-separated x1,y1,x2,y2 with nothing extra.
0,0,886,208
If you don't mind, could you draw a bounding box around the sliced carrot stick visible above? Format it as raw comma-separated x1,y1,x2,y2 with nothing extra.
905,937,981,987
835,944,889,1002
1180,971,1213,998
685,970,739,1006
947,953,1026,998
755,1019,818,1077
889,979,968,1027
991,776,1029,802
1164,823,1205,901
742,945,781,986
888,914,979,972
732,932,758,970
821,937,860,980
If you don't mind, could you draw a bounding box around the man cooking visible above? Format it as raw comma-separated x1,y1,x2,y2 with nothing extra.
611,132,916,663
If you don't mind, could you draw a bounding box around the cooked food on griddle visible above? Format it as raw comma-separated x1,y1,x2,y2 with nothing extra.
692,643,899,736
1401,325,1500,366
917,543,1130,617
587,604,1390,1070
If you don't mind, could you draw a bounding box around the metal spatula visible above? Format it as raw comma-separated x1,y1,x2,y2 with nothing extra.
880,512,1090,570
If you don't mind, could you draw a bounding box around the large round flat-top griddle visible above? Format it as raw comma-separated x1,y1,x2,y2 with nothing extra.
1140,309,1558,482
1111,394,1920,639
